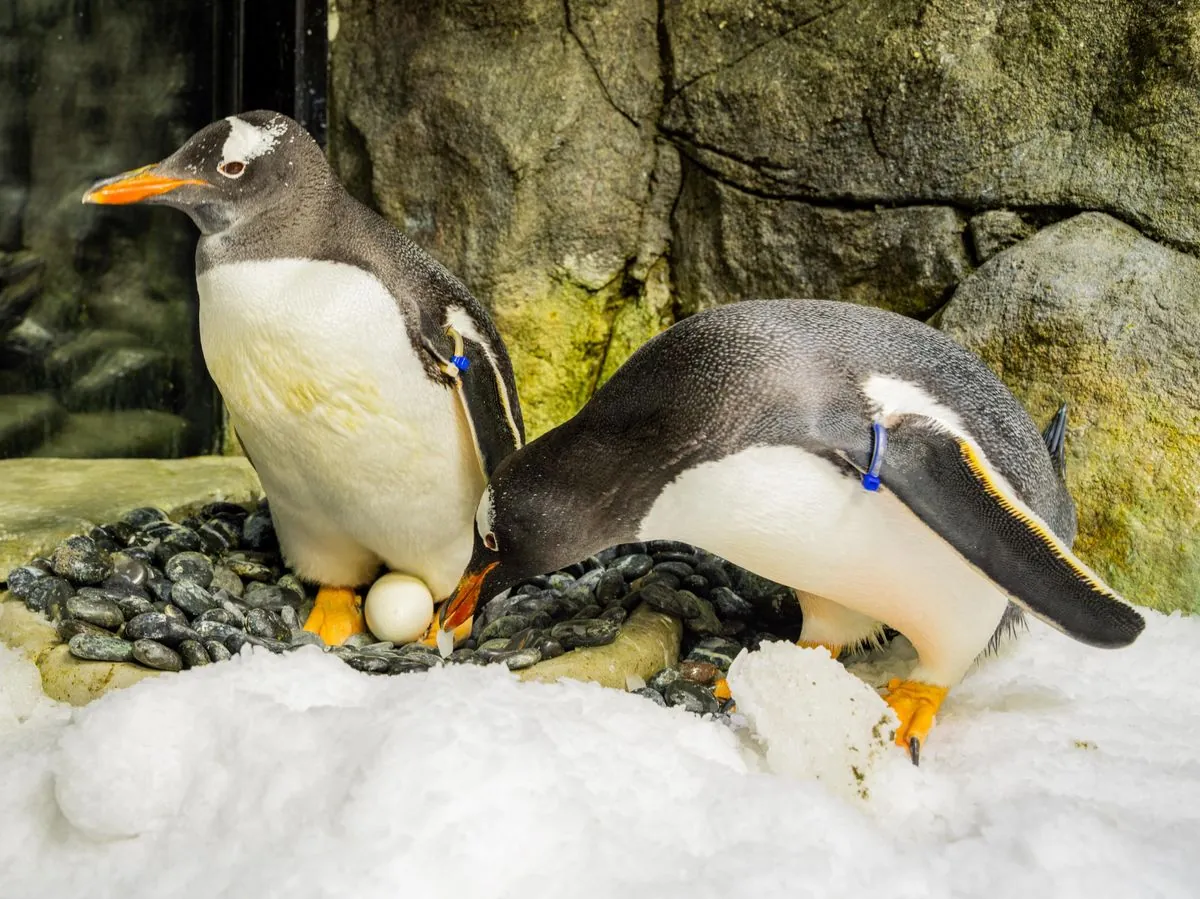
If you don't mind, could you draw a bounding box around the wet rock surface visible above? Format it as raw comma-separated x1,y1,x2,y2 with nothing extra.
6,502,816,718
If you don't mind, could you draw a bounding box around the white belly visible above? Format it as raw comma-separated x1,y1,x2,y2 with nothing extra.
197,258,484,595
638,445,1010,683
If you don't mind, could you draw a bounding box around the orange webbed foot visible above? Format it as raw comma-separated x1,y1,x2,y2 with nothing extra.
303,586,367,646
884,678,949,765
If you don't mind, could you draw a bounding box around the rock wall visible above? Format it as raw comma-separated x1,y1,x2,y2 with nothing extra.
329,0,1200,611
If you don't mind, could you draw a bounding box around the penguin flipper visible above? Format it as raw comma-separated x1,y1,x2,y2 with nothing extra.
421,328,523,478
878,417,1144,649
1041,402,1069,479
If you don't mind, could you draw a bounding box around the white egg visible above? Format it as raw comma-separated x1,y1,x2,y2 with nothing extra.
363,573,435,644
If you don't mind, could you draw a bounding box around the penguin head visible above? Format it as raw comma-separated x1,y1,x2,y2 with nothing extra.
83,111,327,235
439,442,625,630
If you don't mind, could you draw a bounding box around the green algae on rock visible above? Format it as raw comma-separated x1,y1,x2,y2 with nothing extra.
941,213,1200,614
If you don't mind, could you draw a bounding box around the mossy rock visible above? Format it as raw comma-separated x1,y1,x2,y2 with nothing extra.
941,213,1200,613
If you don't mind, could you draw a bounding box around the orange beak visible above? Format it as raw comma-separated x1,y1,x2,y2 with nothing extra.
439,562,498,630
82,164,210,205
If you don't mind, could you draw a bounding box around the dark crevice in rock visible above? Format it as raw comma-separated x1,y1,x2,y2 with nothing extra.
562,0,640,130
668,1,853,101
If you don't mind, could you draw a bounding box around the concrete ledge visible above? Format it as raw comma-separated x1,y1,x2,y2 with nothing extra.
0,456,263,580
0,594,162,705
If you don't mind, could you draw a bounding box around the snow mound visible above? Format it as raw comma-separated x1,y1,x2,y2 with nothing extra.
728,641,903,798
0,612,1197,898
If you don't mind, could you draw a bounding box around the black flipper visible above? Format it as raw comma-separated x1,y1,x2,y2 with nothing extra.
1041,402,1069,480
878,416,1145,649
421,325,523,478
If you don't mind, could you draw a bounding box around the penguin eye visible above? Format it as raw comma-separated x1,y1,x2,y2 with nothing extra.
218,161,246,178
483,531,498,552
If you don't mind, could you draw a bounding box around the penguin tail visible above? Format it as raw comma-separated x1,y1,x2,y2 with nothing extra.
1041,402,1069,480
880,417,1145,649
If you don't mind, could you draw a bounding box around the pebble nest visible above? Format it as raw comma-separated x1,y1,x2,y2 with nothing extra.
4,501,814,716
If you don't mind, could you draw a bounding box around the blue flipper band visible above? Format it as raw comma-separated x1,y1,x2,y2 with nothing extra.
862,422,887,492
451,355,470,372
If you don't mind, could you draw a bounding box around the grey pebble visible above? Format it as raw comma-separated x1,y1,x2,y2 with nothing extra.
664,681,720,715
179,640,210,668
20,576,74,614
223,555,273,582
209,565,244,598
710,586,754,619
110,552,149,586
648,667,681,692
246,608,291,642
504,648,543,670
132,639,183,672
346,653,390,674
121,507,169,529
171,581,217,617
289,629,325,648
595,569,626,606
633,686,667,707
549,618,619,649
205,640,233,662
57,618,111,642
536,639,565,660
479,615,530,642
64,595,124,630
165,551,214,588
51,535,113,585
343,632,375,649
68,633,135,663
612,554,653,580
6,565,48,599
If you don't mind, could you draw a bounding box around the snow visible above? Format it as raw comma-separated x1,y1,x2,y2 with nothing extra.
1,611,1198,899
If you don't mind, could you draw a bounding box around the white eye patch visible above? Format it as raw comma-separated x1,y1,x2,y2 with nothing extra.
219,115,288,168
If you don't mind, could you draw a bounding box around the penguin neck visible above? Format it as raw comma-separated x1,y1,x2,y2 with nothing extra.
195,175,341,274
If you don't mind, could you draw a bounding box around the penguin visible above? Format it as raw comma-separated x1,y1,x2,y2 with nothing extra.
438,299,1144,761
83,110,524,645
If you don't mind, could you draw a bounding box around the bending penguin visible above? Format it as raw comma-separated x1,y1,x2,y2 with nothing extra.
84,111,524,644
439,299,1144,760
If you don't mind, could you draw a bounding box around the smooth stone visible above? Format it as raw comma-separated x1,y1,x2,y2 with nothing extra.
447,648,476,664
680,593,723,636
162,603,188,622
170,581,216,617
345,653,390,674
680,575,710,595
22,576,74,615
6,564,48,599
631,571,681,592
64,595,124,630
504,648,542,670
67,633,135,663
87,526,121,553
276,573,306,603
279,606,300,629
219,599,246,625
241,511,276,550
503,626,541,651
241,585,297,611
131,639,183,672
547,572,575,591
125,611,201,645
687,649,738,672
652,560,694,579
209,565,244,598
695,561,732,589
573,567,607,591
611,553,653,580
598,606,627,624
635,583,688,618
51,535,113,585
575,603,602,620
164,551,214,588
57,618,111,642
121,507,169,529
196,608,236,626
535,639,565,660
647,667,680,692
205,640,233,662
710,586,754,619
340,632,374,649
289,629,325,648
549,618,620,649
679,659,720,685
477,638,511,654
194,524,232,555
201,501,248,519
513,592,560,618
594,569,626,606
664,680,720,715
223,555,273,582
179,639,210,668
245,608,291,642
145,575,173,603
634,686,667,707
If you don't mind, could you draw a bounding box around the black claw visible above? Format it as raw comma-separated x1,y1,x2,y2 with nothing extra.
908,736,921,766
1041,402,1069,480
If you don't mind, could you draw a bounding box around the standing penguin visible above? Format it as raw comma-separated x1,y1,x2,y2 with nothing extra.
84,111,524,644
440,299,1144,760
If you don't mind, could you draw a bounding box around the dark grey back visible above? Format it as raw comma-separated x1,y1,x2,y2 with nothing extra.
512,299,1074,548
